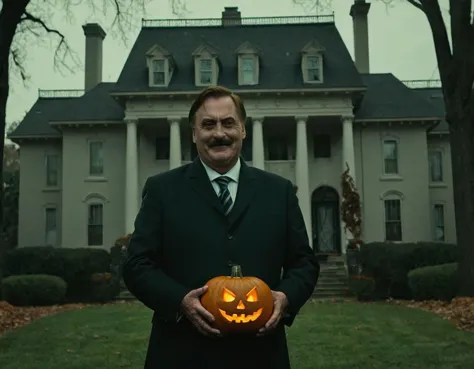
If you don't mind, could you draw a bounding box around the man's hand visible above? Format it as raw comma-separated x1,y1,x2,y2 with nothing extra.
257,291,288,337
180,285,222,337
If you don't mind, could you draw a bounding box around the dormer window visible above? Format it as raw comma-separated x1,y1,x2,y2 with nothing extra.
199,59,213,84
236,41,260,85
146,44,174,87
151,59,165,85
193,42,219,86
301,39,325,84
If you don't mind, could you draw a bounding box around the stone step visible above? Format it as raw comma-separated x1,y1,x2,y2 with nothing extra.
312,291,348,298
319,271,347,276
317,282,347,288
315,285,347,292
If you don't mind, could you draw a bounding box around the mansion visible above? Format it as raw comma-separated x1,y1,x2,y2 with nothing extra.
9,2,453,254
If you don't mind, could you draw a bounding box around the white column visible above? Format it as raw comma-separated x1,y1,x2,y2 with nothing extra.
342,115,356,182
251,117,265,170
295,116,312,247
125,119,139,234
341,115,356,253
168,117,182,170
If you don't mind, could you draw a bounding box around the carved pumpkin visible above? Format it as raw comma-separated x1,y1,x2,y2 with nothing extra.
201,265,273,334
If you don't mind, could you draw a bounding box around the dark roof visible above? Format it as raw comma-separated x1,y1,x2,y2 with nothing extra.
49,83,124,122
8,97,74,138
114,22,365,92
413,87,448,132
9,83,124,139
355,74,443,121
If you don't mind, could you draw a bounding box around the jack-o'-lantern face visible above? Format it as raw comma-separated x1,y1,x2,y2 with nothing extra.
218,286,263,323
201,265,274,334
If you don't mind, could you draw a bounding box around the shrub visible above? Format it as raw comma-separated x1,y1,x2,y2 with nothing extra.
1,246,112,302
89,272,121,303
359,242,458,299
1,274,67,306
348,275,375,301
408,263,459,301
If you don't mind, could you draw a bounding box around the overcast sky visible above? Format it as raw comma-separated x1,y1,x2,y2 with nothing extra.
6,0,448,126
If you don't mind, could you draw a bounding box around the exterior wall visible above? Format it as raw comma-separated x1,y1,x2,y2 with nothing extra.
427,134,456,243
357,124,432,242
16,98,457,251
18,140,62,247
60,126,126,249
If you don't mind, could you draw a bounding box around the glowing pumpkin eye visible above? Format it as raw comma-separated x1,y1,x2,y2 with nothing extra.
222,288,236,302
246,287,258,302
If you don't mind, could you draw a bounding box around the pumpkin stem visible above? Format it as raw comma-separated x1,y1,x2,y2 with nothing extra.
230,264,243,277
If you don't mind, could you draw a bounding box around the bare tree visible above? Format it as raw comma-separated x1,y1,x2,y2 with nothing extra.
296,0,474,297
0,0,156,259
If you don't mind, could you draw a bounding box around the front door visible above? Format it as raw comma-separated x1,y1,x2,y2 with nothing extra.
312,186,341,254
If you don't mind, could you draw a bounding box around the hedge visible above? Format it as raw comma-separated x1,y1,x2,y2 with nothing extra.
359,242,458,299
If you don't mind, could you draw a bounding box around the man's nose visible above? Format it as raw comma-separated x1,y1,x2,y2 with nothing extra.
213,123,226,136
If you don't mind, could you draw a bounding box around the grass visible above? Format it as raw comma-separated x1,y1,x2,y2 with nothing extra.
1,299,474,369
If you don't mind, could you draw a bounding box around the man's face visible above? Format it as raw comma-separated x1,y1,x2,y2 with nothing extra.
192,96,246,172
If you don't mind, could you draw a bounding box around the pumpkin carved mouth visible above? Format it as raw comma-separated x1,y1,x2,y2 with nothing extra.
218,308,263,323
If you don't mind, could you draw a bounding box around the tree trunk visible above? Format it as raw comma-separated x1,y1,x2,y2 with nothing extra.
0,0,30,261
448,108,474,297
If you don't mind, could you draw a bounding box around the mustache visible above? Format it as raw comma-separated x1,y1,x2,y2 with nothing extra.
209,138,233,147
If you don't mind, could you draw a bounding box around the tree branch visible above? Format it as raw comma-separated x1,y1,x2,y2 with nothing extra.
18,10,78,75
405,0,424,11
418,0,454,92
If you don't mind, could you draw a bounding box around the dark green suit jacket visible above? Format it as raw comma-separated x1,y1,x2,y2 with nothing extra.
122,157,319,369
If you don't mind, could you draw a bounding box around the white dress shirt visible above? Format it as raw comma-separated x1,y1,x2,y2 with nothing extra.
200,157,241,212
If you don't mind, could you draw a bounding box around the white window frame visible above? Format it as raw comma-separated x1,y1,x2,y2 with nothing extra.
194,57,217,86
146,44,174,87
45,154,59,187
381,190,404,242
428,149,444,183
303,54,323,83
432,203,446,242
89,140,104,176
150,58,166,86
87,203,104,246
44,206,58,246
383,139,399,175
238,55,258,85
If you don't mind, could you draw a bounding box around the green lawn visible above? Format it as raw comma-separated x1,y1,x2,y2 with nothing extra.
1,299,473,369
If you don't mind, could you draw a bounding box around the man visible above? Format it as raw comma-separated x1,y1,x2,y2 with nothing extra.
122,86,319,369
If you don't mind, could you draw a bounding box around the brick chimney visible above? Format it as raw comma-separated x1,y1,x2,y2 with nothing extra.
222,7,242,26
82,23,106,91
350,0,371,74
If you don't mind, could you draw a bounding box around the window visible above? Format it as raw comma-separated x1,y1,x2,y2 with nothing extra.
429,150,443,182
268,137,288,160
146,44,175,87
433,204,445,241
240,57,256,85
45,154,59,187
89,141,103,176
88,204,103,246
236,42,260,85
313,134,331,158
306,56,322,82
45,207,57,246
155,137,170,160
384,199,402,241
383,140,398,174
199,59,213,85
151,59,165,85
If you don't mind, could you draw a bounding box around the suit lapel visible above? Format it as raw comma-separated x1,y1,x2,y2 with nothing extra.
186,158,224,215
228,159,258,228
185,157,259,223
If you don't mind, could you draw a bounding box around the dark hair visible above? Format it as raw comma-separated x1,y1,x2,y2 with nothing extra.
188,85,247,125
